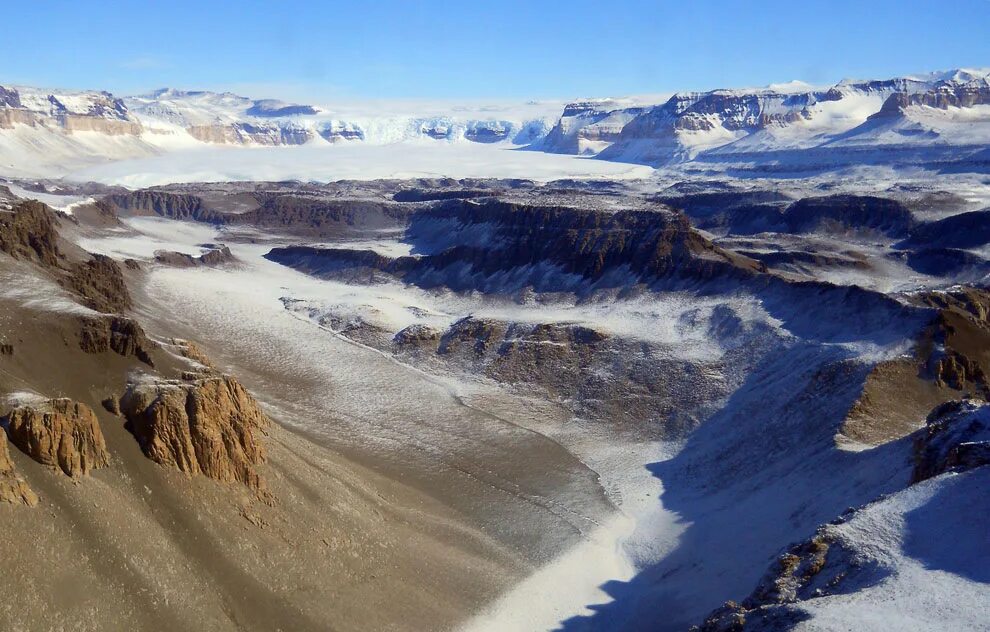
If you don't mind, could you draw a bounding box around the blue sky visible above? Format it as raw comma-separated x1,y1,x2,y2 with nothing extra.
1,0,987,102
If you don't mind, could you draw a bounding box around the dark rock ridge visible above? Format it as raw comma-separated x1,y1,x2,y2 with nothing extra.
154,245,235,268
899,209,990,250
901,247,990,280
1,201,133,313
0,200,62,266
781,195,916,237
266,198,763,293
78,315,156,366
656,190,791,234
102,190,410,237
2,399,110,478
63,254,132,313
912,400,990,482
842,287,990,445
118,375,271,493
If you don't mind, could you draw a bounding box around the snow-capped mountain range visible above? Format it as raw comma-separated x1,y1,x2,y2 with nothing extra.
0,68,987,177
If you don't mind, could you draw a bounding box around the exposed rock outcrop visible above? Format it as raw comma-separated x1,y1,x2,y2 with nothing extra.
78,315,156,366
62,254,132,313
782,195,916,237
911,400,990,482
0,431,38,506
693,530,842,631
0,200,61,266
119,376,270,493
266,197,763,293
154,245,235,268
841,287,990,445
2,399,110,477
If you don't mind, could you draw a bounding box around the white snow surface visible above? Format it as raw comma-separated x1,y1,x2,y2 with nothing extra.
795,467,990,631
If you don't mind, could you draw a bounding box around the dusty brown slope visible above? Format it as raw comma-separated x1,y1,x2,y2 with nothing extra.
0,201,525,632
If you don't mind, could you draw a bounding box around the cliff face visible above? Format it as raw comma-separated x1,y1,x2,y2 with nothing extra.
63,254,133,313
119,376,271,493
0,86,142,136
0,431,38,506
266,198,762,293
841,287,990,445
3,399,110,478
1,201,133,314
0,200,62,267
78,316,157,366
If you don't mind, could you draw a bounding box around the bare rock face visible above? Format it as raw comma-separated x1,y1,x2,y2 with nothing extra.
2,399,110,477
912,400,990,483
119,376,270,492
78,315,156,366
0,431,38,506
62,254,133,313
0,200,61,267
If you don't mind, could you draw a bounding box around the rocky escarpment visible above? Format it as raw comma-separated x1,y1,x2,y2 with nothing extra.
0,431,37,506
78,316,156,366
2,399,110,478
187,122,313,146
781,195,916,237
841,287,990,445
63,254,133,313
899,208,990,250
1,201,133,313
267,198,763,293
102,191,227,223
154,245,236,268
389,315,716,438
911,400,990,482
871,77,990,119
102,189,411,238
0,200,62,266
657,189,792,235
118,376,270,493
0,85,142,135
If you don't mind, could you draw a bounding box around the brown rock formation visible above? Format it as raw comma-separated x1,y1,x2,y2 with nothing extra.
171,338,214,368
3,399,110,477
0,431,38,506
841,287,990,445
119,376,270,492
154,245,235,268
62,254,132,313
0,200,61,267
78,315,156,366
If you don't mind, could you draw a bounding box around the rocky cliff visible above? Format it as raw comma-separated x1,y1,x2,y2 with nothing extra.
119,376,271,493
2,399,110,478
266,197,762,293
0,431,38,506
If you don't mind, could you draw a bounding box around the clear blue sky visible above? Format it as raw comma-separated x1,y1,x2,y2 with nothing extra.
1,0,987,101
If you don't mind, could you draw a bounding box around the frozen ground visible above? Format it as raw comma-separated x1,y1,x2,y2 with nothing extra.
76,216,713,630
73,211,955,631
